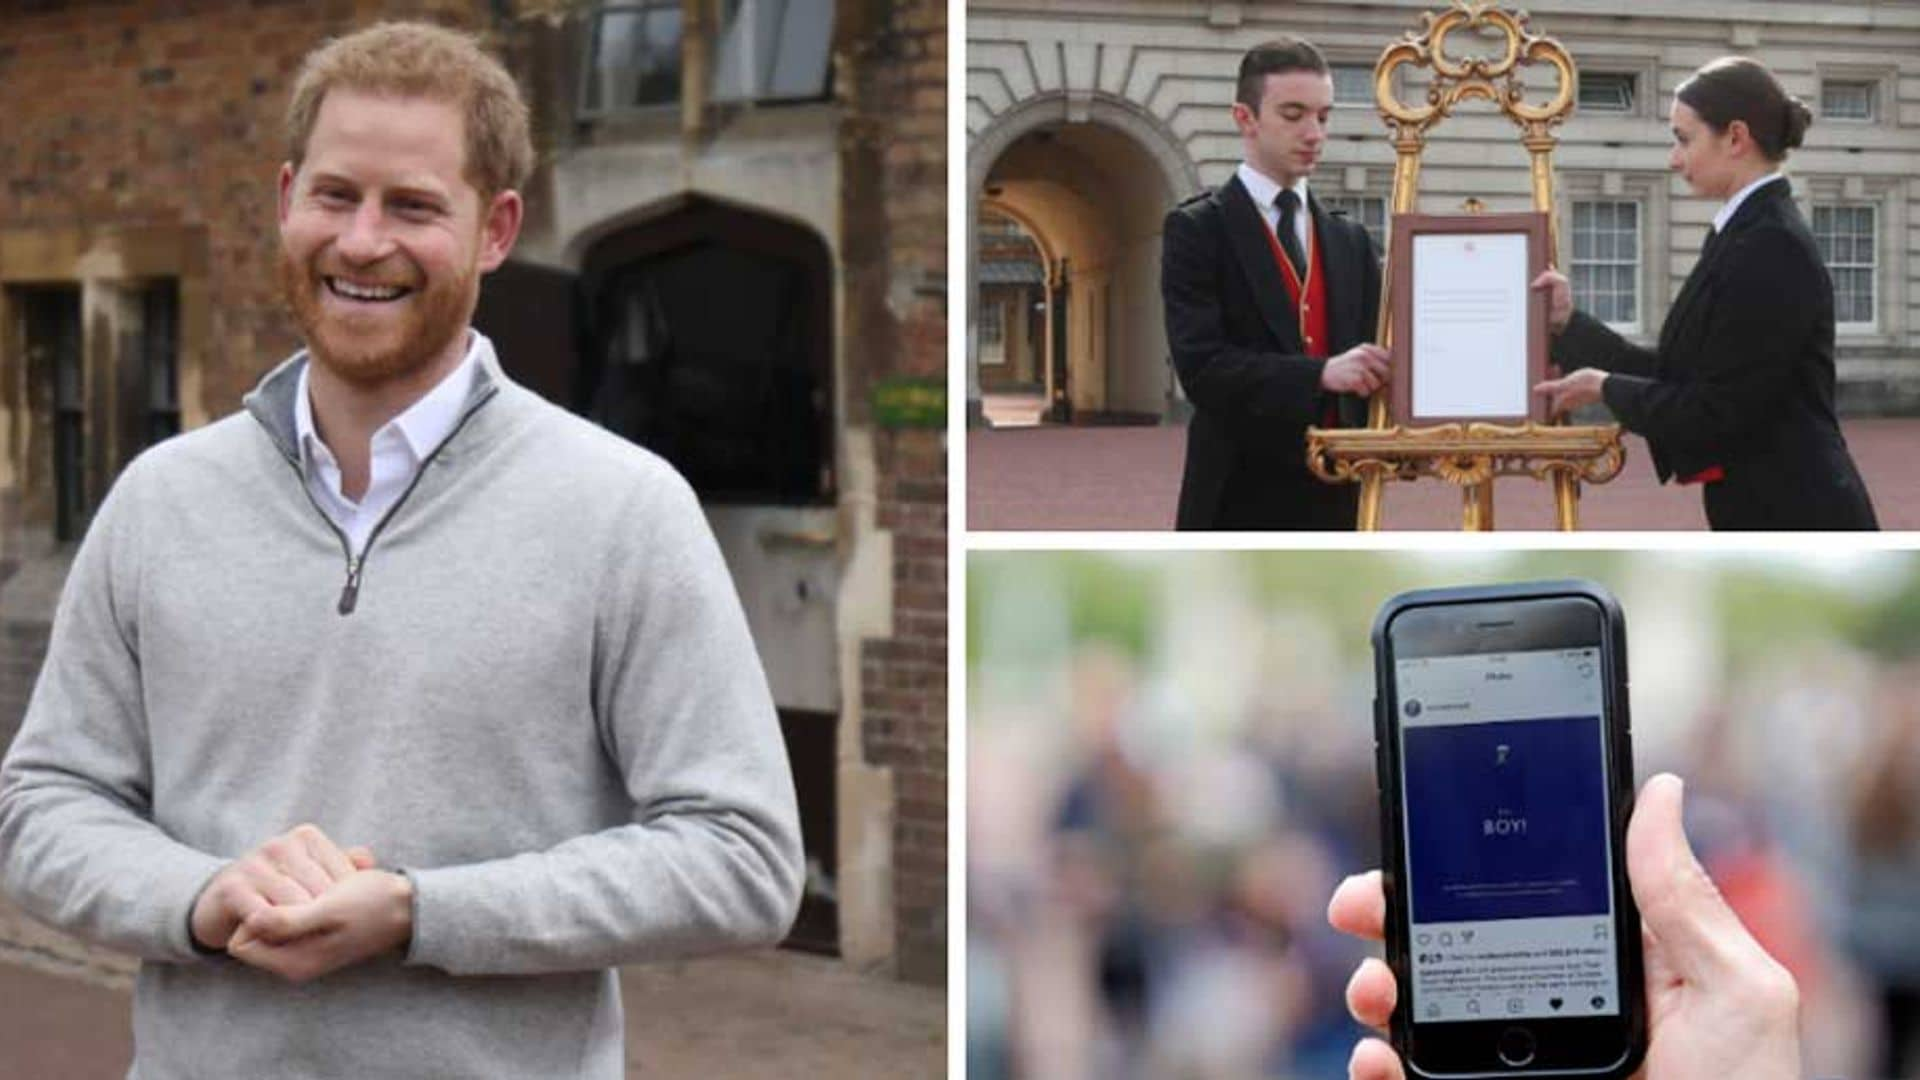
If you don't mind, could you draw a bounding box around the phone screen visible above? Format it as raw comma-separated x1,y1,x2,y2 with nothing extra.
1393,645,1621,1026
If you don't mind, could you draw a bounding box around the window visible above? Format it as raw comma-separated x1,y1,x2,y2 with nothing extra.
711,0,834,104
582,3,684,112
1332,64,1375,107
1813,204,1876,327
1578,72,1635,113
142,280,181,445
1570,201,1640,330
979,298,1005,349
1320,195,1387,252
1820,80,1875,121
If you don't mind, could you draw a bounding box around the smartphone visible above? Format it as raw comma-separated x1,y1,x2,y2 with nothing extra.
1371,580,1646,1078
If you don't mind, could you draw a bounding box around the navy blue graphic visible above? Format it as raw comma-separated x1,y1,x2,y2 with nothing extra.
1403,716,1610,923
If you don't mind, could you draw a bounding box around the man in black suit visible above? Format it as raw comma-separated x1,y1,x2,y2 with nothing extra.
1160,37,1389,530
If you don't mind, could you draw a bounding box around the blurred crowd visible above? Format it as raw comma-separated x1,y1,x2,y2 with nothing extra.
967,556,1920,1079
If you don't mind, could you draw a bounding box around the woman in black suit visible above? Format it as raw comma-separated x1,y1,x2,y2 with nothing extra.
1534,57,1878,530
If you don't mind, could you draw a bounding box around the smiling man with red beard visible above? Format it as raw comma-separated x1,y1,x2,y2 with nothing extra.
0,22,803,1079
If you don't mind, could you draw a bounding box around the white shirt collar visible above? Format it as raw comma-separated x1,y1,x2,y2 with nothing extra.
1713,171,1784,234
295,330,481,469
1237,162,1309,213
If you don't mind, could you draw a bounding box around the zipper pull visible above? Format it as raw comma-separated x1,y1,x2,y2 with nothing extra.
338,557,363,615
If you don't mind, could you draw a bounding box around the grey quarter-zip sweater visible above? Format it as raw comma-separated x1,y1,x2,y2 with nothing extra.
0,334,804,1079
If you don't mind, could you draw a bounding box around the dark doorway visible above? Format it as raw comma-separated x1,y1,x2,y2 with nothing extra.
12,286,85,542
472,260,584,410
578,198,834,504
779,708,838,955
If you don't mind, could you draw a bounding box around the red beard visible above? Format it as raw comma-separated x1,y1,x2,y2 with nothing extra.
277,244,475,389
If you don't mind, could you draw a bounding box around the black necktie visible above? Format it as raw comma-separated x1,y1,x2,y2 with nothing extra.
1275,189,1307,278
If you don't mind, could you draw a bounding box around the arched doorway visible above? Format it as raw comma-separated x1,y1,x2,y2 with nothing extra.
577,198,832,501
968,96,1193,426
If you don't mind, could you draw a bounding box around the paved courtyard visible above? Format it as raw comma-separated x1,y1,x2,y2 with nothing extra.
968,415,1920,531
0,923,945,1079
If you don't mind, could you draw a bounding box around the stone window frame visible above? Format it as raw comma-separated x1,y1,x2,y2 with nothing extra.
1568,199,1644,334
1325,56,1405,114
1799,175,1904,344
1815,65,1895,127
1554,171,1666,341
1577,71,1638,116
1812,203,1876,331
1330,63,1376,109
1574,55,1659,120
0,227,208,545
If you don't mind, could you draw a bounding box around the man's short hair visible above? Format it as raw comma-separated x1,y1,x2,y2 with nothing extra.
285,21,534,201
1235,37,1330,111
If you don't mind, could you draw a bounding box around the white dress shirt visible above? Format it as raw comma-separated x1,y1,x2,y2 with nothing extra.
1712,170,1785,234
1237,161,1311,259
295,332,480,558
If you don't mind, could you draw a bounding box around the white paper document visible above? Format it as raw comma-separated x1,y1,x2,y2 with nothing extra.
1410,232,1530,418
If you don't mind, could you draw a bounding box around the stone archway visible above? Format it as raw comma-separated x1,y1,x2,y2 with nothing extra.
966,92,1198,426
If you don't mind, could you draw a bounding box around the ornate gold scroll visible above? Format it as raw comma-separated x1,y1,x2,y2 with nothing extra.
1305,0,1624,530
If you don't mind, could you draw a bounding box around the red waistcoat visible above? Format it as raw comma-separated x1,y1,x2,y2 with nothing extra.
1261,213,1329,359
1262,211,1336,425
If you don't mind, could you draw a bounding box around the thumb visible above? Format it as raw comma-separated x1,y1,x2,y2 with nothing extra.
346,846,377,871
1626,773,1769,982
242,899,332,945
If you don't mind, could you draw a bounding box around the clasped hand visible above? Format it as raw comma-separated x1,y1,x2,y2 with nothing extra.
189,823,413,984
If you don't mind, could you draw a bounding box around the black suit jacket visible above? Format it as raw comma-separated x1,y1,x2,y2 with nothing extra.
1161,176,1381,530
1553,178,1877,530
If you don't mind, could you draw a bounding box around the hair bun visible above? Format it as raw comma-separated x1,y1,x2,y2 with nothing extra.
1784,96,1813,149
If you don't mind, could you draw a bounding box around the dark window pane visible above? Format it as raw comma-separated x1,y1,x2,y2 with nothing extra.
586,5,683,111
713,0,833,104
1579,72,1635,112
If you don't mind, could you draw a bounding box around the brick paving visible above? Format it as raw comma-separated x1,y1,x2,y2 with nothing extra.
0,944,944,1079
967,417,1920,531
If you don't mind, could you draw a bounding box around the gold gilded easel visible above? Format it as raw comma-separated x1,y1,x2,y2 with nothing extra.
1305,0,1624,530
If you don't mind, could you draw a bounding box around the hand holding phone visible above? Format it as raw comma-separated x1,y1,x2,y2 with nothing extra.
1373,581,1644,1076
1330,773,1803,1080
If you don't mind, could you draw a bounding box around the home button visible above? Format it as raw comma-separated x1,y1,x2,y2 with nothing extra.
1498,1027,1536,1068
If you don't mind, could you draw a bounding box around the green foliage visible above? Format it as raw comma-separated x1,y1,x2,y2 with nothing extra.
1852,562,1920,660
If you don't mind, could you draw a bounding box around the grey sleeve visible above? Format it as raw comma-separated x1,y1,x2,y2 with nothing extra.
0,459,227,963
402,468,804,976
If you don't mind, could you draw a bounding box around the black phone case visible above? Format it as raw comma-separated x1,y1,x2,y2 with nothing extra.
1370,579,1646,1079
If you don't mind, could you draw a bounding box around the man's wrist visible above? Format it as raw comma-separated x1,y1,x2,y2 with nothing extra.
388,869,416,949
186,871,229,954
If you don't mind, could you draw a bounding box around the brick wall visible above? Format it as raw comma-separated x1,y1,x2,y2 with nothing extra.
862,431,947,985
0,0,480,416
840,0,948,986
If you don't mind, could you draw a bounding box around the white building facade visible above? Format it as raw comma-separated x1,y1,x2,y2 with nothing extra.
965,0,1920,425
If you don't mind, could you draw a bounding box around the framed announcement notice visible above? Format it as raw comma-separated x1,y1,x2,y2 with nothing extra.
1387,211,1551,425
